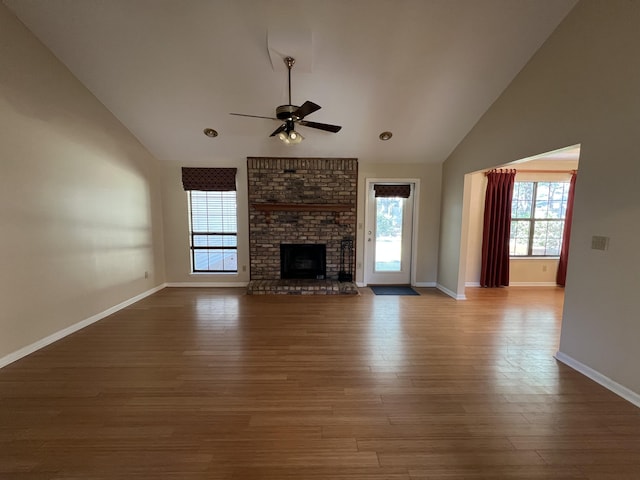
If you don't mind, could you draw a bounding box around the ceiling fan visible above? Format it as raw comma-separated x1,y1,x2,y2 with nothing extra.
230,56,342,144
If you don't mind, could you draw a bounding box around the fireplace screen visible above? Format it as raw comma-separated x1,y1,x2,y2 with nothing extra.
280,244,326,280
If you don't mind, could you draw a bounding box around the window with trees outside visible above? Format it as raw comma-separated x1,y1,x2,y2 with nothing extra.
510,181,570,257
188,190,238,272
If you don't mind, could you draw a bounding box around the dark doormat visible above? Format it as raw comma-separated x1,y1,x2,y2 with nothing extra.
370,285,420,296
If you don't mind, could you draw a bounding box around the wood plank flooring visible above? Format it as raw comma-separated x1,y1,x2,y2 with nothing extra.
1,286,639,479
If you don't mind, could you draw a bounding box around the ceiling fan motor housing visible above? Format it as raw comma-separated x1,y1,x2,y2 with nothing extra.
276,104,299,120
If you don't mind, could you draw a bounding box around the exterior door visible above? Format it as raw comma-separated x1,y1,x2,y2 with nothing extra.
364,181,415,285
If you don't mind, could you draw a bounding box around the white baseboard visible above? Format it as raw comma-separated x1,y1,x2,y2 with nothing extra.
436,283,466,300
355,282,436,288
166,282,249,288
466,282,558,287
555,351,640,408
0,284,167,369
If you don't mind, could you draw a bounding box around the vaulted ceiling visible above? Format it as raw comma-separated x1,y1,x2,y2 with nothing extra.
4,0,577,164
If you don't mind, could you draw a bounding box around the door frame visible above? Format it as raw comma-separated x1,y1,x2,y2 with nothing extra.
363,178,420,286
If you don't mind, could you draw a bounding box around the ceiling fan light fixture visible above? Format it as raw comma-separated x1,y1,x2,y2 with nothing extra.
288,130,303,144
277,128,303,145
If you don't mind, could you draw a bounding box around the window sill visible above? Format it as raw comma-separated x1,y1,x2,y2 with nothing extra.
190,272,239,275
509,257,560,260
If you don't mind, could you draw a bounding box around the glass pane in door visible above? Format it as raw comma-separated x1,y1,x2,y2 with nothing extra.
375,197,404,272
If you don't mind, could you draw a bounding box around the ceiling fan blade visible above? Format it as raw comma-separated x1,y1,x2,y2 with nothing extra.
230,113,278,120
269,123,287,137
294,101,321,119
298,120,342,133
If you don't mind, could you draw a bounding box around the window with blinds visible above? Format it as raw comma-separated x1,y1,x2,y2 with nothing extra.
188,190,238,272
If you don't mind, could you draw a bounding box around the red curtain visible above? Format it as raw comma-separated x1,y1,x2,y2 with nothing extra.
556,172,577,286
480,169,516,288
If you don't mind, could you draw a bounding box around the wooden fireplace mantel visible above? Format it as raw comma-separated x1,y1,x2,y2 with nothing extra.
251,203,352,224
252,203,352,213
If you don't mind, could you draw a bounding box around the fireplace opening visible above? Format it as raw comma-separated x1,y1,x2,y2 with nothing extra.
281,244,326,280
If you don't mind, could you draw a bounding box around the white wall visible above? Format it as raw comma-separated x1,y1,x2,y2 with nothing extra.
0,4,165,362
357,162,442,286
160,160,442,287
160,162,251,285
439,0,640,397
463,171,486,286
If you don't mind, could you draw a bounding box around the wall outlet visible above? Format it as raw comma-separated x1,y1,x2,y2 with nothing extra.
591,235,609,251
144,271,149,279
542,265,547,272
242,265,247,272
357,262,362,270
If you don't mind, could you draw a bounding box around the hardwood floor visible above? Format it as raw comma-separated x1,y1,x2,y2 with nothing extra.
1,286,639,479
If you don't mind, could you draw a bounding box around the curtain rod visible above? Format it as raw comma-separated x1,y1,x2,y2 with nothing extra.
485,168,577,176
515,169,577,174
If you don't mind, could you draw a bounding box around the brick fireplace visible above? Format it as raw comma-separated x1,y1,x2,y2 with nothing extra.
247,157,357,283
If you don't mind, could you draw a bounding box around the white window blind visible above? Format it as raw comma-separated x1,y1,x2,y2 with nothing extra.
189,191,238,272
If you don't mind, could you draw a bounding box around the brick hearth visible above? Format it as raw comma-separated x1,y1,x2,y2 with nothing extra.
246,279,359,295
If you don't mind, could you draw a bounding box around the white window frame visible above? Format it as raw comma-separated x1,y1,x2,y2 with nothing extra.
188,190,238,273
510,181,569,258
